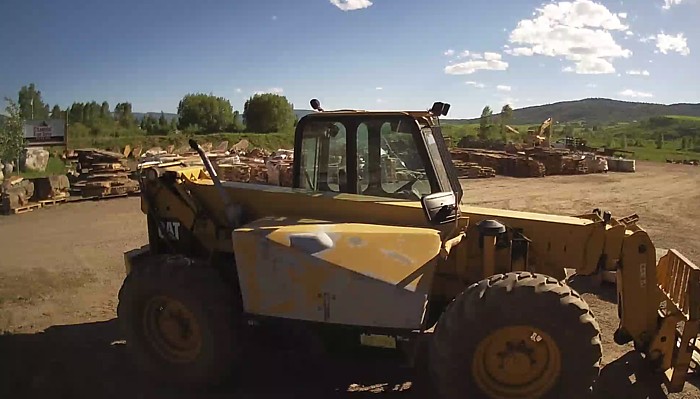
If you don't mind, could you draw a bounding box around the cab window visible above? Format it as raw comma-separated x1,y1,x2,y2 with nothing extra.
296,115,440,200
298,121,347,192
357,119,434,200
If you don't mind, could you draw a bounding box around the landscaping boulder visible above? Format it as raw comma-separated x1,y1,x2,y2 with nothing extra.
22,148,50,172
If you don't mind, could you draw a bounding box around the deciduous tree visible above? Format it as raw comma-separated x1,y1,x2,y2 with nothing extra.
177,93,235,133
0,98,26,164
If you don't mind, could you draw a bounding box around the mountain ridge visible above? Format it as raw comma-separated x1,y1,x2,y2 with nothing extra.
442,98,700,125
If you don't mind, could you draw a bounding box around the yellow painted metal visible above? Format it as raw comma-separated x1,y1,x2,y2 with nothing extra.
169,177,612,280
360,334,398,349
142,295,203,364
232,216,441,329
617,228,664,346
472,326,561,398
135,160,700,391
654,249,700,392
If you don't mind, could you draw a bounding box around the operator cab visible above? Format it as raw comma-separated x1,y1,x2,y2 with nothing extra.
292,99,463,205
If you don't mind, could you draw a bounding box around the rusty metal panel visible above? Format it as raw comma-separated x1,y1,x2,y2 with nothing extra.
232,217,441,329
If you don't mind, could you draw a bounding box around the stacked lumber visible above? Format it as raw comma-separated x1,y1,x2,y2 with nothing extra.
584,156,609,173
450,148,545,178
1,176,37,212
452,160,496,179
562,156,588,175
69,149,139,197
527,150,566,175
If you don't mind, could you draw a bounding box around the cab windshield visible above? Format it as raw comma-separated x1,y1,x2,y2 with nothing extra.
295,115,442,200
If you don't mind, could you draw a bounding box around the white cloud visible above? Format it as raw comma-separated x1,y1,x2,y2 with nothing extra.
619,89,653,98
508,0,632,74
466,81,486,88
625,31,634,36
444,51,508,75
235,88,242,93
655,33,690,55
639,35,655,43
505,47,535,56
330,0,373,11
586,83,598,88
444,49,455,56
453,50,473,59
618,12,628,18
626,69,650,76
484,52,502,61
375,87,383,90
663,0,684,10
564,57,615,74
497,85,512,92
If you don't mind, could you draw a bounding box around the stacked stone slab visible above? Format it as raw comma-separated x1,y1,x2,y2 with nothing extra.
69,149,139,197
32,175,71,200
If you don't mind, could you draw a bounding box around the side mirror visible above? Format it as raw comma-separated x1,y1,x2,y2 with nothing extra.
421,191,458,225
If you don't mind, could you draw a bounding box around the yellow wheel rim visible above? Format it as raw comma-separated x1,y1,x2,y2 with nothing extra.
143,295,203,363
473,326,561,398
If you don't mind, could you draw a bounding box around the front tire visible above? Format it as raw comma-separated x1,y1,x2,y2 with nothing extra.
428,272,602,399
117,256,239,386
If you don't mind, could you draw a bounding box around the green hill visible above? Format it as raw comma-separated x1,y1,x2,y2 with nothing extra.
445,98,700,125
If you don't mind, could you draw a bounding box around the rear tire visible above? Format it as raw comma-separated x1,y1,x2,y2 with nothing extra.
117,255,239,387
428,272,602,399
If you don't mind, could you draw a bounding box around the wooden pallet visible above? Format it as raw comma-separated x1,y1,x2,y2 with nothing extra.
39,197,68,207
1,202,42,215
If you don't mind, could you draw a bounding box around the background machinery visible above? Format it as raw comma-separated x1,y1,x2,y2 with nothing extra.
119,99,700,398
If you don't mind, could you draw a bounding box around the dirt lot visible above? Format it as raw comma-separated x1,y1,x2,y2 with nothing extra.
0,161,698,399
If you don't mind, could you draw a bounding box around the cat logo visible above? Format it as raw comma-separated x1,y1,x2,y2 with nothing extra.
158,221,180,240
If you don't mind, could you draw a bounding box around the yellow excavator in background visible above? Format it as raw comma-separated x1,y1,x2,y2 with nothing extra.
119,100,700,399
524,117,553,147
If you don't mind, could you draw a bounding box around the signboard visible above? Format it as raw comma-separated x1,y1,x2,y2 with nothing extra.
23,119,67,146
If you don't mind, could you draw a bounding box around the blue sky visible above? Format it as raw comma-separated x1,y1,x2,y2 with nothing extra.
0,0,696,118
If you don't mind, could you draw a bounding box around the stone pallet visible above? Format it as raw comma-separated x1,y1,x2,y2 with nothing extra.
1,202,42,215
68,148,140,198
453,161,497,179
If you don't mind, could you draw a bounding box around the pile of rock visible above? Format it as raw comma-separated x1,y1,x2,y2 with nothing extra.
33,175,71,200
68,149,139,198
1,176,36,212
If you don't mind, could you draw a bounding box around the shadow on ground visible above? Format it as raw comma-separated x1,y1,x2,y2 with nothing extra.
0,319,696,399
567,274,618,303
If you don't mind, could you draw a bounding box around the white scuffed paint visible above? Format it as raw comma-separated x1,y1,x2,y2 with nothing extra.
380,248,413,266
288,232,335,253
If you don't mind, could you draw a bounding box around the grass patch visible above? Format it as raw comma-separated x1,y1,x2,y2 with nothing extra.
666,115,700,122
17,157,68,179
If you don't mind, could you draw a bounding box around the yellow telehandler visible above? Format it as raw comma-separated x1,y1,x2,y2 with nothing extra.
119,99,700,398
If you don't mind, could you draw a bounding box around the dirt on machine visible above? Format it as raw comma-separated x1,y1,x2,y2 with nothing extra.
118,99,700,399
